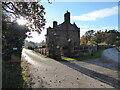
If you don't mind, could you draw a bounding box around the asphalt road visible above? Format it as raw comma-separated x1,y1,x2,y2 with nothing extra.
21,48,113,88
102,48,120,63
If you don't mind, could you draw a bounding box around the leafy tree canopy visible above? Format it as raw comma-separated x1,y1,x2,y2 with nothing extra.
84,30,95,42
81,29,120,46
2,1,47,37
2,1,51,59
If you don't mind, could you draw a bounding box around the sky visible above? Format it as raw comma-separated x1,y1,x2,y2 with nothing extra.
26,1,118,43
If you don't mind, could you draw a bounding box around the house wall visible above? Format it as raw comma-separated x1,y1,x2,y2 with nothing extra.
46,29,80,48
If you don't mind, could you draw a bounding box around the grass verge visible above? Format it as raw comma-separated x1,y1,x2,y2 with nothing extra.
62,57,76,61
21,64,28,87
74,50,103,61
116,47,120,52
62,50,103,61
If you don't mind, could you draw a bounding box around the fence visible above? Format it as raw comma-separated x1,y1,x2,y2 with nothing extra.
34,47,61,59
34,48,48,56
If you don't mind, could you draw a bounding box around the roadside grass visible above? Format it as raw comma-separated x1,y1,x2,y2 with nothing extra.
62,57,76,61
74,50,103,61
21,64,28,87
116,47,120,52
62,50,103,61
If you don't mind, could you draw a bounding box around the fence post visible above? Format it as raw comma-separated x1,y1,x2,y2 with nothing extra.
40,48,41,54
45,49,46,55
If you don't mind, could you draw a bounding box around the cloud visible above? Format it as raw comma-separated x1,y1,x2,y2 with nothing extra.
71,6,118,21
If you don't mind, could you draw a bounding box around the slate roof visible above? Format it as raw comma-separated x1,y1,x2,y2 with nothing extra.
53,21,79,30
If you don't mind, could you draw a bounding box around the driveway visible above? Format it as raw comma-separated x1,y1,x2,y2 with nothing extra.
21,48,113,88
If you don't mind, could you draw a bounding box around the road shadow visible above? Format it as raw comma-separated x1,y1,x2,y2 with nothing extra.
58,59,120,88
81,58,119,71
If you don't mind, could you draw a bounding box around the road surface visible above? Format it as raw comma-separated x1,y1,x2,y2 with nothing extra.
21,48,113,88
102,48,120,63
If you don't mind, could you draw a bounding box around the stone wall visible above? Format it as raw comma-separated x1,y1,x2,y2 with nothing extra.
69,45,97,57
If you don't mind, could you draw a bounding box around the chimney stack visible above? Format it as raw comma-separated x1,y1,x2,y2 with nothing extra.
64,11,70,23
53,21,57,28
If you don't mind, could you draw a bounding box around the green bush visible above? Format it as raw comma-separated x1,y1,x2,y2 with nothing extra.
116,47,120,52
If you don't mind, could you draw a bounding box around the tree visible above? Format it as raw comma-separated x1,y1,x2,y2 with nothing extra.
80,35,87,45
2,20,27,59
90,36,98,45
105,30,120,46
84,30,95,43
105,33,117,45
2,1,48,59
2,2,46,35
90,31,106,45
82,29,120,46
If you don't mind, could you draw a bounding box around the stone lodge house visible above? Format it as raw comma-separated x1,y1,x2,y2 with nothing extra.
45,11,80,57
